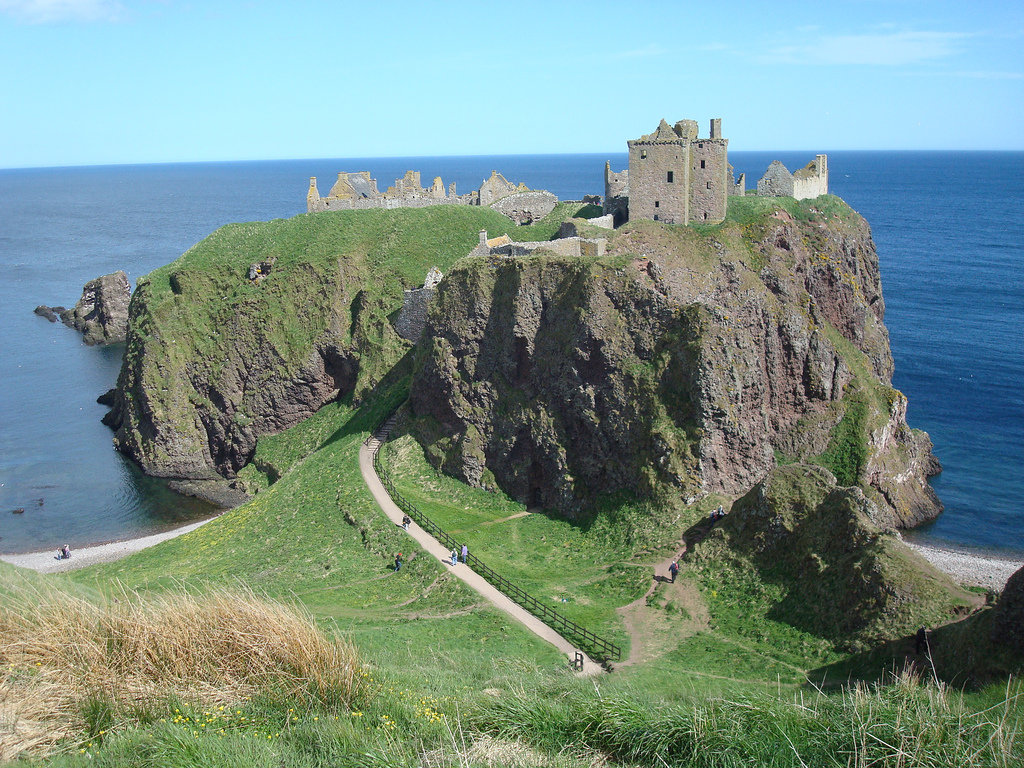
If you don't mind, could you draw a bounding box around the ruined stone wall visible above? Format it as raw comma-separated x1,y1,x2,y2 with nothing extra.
604,162,628,199
478,171,519,206
309,195,470,213
603,162,629,224
687,138,728,223
791,155,829,200
756,156,828,200
490,190,558,224
585,214,614,229
394,267,444,342
487,236,607,260
792,175,826,200
308,169,554,218
395,286,436,341
730,166,746,196
627,139,690,224
756,160,794,197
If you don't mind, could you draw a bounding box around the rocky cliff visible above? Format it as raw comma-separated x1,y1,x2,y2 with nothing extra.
408,196,940,530
692,464,970,647
58,271,130,345
102,206,537,483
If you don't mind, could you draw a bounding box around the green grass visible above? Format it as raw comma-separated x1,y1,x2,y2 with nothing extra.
381,434,648,650
815,386,869,485
471,671,1023,768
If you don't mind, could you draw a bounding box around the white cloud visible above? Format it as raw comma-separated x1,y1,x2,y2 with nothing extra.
0,0,125,23
765,31,968,66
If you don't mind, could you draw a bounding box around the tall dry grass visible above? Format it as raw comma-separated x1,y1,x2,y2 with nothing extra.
475,668,1023,767
0,581,361,760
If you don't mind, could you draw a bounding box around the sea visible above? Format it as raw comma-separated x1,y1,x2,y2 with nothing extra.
0,152,1021,555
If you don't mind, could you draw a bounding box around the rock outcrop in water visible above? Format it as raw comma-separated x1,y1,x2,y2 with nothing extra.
408,198,940,530
59,271,131,345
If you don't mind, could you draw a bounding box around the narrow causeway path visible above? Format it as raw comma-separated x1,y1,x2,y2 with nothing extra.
359,425,603,676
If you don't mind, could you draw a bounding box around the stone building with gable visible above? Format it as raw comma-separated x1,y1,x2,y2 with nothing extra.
756,155,829,200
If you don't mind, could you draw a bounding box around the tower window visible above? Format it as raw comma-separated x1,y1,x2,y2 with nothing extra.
667,171,674,183
653,214,659,221
641,150,647,159
706,181,711,189
700,160,706,169
655,201,659,208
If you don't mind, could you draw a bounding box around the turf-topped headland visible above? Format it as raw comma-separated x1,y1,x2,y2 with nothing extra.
4,194,1022,765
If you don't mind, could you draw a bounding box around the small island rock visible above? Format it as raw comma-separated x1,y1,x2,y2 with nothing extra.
60,271,131,345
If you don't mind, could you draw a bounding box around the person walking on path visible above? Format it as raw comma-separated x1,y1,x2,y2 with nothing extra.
461,544,468,563
450,548,458,566
668,560,679,583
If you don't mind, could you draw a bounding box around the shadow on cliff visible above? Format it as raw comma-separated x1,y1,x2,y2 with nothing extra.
807,606,1022,690
319,350,416,452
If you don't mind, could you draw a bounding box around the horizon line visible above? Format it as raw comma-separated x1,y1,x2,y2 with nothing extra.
3,148,1023,173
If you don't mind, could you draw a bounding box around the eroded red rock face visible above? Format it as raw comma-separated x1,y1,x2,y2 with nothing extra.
409,204,940,530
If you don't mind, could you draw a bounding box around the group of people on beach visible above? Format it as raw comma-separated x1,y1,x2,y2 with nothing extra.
55,544,71,561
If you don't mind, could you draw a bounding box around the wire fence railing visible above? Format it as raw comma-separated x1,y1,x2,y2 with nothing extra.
366,417,622,664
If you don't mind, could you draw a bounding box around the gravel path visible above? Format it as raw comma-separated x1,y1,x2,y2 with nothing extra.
360,427,603,676
905,540,1023,590
0,516,218,573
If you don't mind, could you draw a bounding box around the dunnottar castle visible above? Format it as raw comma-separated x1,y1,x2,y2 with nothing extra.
308,117,830,344
306,117,828,231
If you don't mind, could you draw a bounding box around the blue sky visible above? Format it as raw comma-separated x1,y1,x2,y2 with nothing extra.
1,0,1021,167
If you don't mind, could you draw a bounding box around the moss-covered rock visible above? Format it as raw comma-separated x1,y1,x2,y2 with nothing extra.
693,464,972,647
992,565,1024,654
106,206,533,480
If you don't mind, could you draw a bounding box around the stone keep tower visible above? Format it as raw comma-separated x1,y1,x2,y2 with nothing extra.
627,118,728,225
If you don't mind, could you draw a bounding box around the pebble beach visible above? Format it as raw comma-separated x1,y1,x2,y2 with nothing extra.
0,516,217,574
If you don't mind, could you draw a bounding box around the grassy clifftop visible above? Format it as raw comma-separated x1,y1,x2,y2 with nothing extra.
107,203,602,483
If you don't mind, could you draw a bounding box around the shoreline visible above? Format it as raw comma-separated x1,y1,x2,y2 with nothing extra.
903,539,1024,591
0,515,220,573
1,510,1020,590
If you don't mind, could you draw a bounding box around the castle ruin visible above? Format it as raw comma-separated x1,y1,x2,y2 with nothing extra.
604,118,730,226
755,155,829,200
605,117,828,225
307,169,558,224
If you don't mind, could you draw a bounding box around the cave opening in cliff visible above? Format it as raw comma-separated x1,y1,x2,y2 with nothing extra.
528,460,544,509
